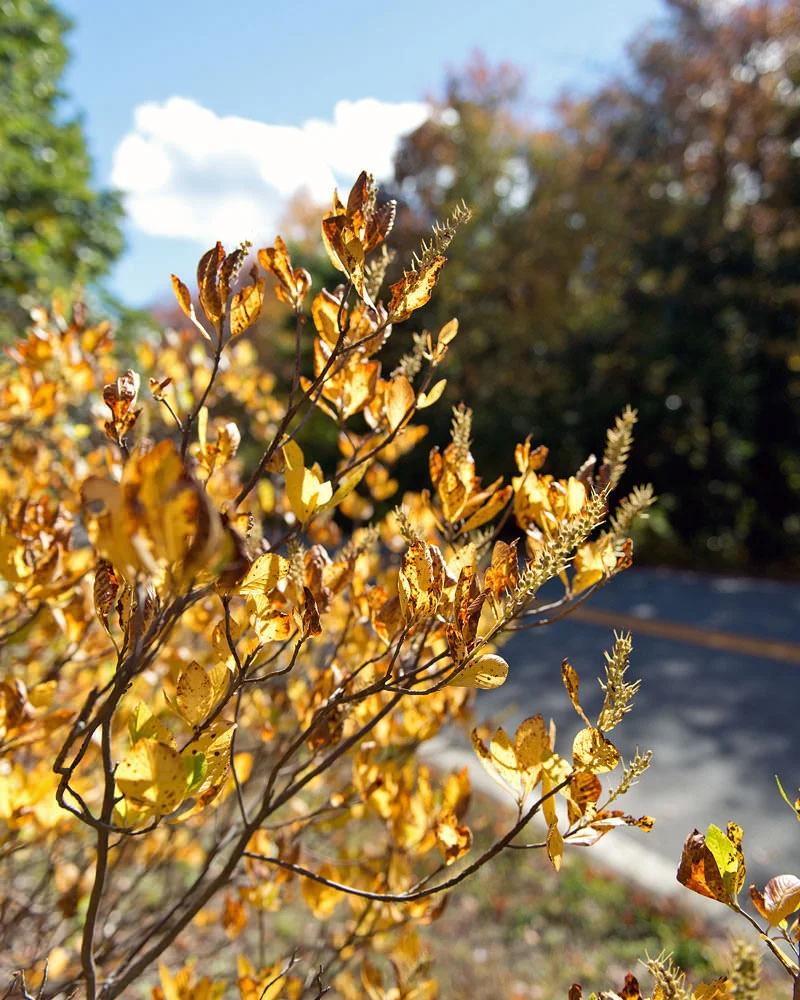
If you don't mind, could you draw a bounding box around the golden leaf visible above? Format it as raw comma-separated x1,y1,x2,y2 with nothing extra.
471,726,536,803
461,484,512,533
388,255,446,322
561,660,591,726
750,874,800,926
386,374,415,432
128,702,176,748
450,653,508,689
514,714,551,794
692,978,733,1000
546,812,563,872
197,243,225,324
436,807,472,865
572,727,620,773
116,739,188,818
251,609,293,644
301,863,344,918
175,661,213,727
179,724,237,818
238,553,290,596
170,274,192,319
93,559,120,635
283,440,333,524
417,378,447,409
677,828,731,904
397,539,445,623
436,318,458,350
229,269,265,339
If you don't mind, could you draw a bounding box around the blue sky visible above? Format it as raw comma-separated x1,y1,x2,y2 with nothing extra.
57,0,666,306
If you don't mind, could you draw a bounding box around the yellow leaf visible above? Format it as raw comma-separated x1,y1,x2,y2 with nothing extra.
170,274,193,319
386,375,415,432
566,476,586,515
179,724,236,819
514,714,551,792
561,660,591,726
546,816,564,872
450,653,508,689
229,273,265,339
461,484,512,533
301,863,344,918
322,464,367,512
176,661,213,727
397,539,445,623
436,807,472,865
471,727,523,800
417,378,447,409
750,874,800,926
572,727,620,773
437,318,458,349
238,553,290,596
252,610,293,644
197,243,224,324
388,255,446,322
692,978,733,1000
283,440,333,523
129,702,176,748
116,739,188,818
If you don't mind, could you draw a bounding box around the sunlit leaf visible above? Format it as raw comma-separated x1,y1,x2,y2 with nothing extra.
175,661,213,727
388,255,446,322
116,739,188,818
677,828,731,904
572,727,620,773
450,653,508,689
197,242,225,324
229,269,265,339
750,874,800,926
386,374,415,432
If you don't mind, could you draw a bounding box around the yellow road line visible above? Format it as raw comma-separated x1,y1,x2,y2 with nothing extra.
570,606,800,665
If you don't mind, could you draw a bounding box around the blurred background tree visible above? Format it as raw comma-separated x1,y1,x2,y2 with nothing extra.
389,0,800,573
0,0,124,338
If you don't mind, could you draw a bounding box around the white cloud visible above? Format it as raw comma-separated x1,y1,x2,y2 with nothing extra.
111,96,430,246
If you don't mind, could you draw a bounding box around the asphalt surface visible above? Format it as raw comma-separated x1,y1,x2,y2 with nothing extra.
428,566,800,917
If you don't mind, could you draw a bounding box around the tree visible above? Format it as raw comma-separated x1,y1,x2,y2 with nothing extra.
0,0,124,338
391,5,800,571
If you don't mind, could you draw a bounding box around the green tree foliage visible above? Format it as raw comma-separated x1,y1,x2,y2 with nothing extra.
0,0,124,337
392,2,800,571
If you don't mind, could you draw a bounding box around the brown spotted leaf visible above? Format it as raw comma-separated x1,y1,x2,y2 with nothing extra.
388,255,446,322
572,727,620,773
197,242,225,323
229,269,265,339
116,738,188,818
677,828,730,904
562,660,591,726
450,653,508,689
171,274,193,318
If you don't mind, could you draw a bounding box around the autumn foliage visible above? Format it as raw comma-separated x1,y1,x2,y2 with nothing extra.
5,169,788,1000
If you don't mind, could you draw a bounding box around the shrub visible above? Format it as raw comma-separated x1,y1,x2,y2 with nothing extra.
0,172,662,999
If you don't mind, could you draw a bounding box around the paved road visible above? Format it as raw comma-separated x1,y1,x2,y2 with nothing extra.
467,567,800,903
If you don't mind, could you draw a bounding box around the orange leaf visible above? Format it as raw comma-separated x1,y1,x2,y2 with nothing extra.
229,269,264,339
677,829,730,904
388,255,446,322
171,274,193,319
197,242,225,323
